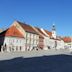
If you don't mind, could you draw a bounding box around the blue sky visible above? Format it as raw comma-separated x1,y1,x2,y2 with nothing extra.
0,0,72,36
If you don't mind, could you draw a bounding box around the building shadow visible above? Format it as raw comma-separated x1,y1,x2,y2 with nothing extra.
0,30,7,51
0,54,72,72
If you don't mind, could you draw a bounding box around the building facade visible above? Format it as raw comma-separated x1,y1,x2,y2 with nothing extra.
0,21,67,52
0,21,39,52
0,25,25,52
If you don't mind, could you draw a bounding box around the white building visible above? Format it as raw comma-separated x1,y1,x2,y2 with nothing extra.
0,21,65,52
0,21,39,52
0,24,25,52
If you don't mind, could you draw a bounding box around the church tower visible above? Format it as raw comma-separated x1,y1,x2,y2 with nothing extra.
52,24,56,39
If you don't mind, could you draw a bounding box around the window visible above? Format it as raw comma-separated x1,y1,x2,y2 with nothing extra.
16,46,18,51
26,32,28,38
27,33,30,38
20,46,22,51
16,24,20,28
20,40,21,43
13,39,14,42
16,40,18,43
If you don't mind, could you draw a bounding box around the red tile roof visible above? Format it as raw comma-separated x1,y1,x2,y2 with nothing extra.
35,27,47,37
62,37,71,43
0,26,24,38
44,30,52,37
17,21,38,34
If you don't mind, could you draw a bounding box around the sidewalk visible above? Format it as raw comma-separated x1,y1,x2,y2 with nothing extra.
0,49,70,60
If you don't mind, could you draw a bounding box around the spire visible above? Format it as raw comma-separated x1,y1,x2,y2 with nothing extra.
52,23,56,31
52,23,56,39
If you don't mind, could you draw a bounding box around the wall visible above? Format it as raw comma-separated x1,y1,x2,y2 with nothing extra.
56,40,64,49
25,32,39,51
1,36,25,52
43,37,50,50
38,37,44,49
